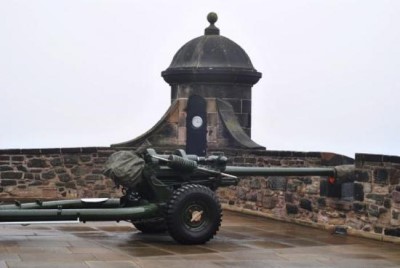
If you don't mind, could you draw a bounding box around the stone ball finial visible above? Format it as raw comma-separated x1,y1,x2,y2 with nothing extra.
207,12,218,25
205,12,219,35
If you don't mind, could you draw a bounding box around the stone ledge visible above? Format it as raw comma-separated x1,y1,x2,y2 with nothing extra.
222,204,400,244
356,153,400,164
0,147,113,155
222,203,329,229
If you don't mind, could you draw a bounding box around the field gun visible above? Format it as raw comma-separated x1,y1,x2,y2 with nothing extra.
0,148,354,244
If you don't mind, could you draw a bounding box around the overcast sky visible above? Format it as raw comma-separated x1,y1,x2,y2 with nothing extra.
1,0,399,158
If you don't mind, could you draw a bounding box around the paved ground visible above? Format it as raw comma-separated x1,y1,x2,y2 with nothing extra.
0,211,399,268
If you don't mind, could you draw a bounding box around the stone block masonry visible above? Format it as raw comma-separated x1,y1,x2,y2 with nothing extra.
217,150,351,222
0,147,120,202
217,149,400,242
354,154,400,239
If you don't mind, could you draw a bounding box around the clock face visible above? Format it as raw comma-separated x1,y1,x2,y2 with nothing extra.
191,115,203,129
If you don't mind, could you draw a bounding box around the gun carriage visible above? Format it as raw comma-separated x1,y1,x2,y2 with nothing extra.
0,148,353,244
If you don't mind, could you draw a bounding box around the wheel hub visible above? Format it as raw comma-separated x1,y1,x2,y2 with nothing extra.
190,210,203,223
183,203,207,228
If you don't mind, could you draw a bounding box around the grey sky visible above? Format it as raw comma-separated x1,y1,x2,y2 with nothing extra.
1,0,399,158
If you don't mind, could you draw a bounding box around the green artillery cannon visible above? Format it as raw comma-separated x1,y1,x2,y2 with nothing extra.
0,148,354,244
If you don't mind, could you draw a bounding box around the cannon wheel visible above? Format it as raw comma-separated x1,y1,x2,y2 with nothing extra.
133,219,167,233
166,184,222,244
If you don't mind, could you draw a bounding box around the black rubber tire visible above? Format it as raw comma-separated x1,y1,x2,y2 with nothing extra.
166,184,222,244
133,219,167,234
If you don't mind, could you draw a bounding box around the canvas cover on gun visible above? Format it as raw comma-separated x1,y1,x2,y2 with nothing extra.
103,151,145,188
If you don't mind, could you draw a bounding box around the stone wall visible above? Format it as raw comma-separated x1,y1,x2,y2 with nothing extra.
217,149,352,221
353,154,400,238
0,146,399,242
0,147,119,202
218,150,400,242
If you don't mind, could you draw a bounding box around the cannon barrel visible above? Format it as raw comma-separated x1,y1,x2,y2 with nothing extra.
224,165,355,184
147,150,355,185
224,166,336,177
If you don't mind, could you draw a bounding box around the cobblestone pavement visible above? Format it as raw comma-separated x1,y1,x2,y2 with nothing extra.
0,211,399,268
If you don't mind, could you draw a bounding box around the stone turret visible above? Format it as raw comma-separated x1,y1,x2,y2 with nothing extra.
113,13,265,152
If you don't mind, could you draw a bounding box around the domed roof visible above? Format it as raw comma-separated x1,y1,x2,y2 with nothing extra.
167,35,254,70
162,13,261,85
